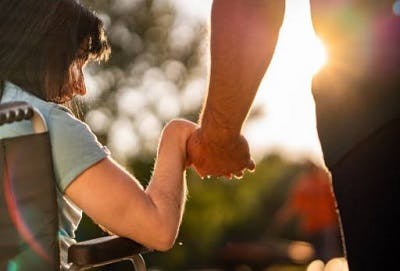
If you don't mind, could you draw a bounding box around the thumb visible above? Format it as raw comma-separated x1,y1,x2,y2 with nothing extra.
247,159,256,172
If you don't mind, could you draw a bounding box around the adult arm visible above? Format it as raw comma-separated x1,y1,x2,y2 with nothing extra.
65,120,197,251
187,0,285,178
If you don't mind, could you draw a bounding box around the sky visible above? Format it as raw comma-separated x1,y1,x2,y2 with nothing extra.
170,0,326,165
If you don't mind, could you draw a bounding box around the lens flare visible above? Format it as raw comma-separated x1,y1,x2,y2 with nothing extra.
3,165,51,263
309,36,328,76
7,261,18,271
393,1,400,16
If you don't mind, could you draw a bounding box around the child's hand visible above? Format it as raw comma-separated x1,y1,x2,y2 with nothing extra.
158,119,198,167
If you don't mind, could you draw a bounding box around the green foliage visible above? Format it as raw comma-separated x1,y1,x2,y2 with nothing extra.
143,155,305,270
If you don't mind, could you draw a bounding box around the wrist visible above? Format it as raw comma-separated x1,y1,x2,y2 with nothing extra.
200,111,241,143
156,147,186,175
201,129,241,148
158,137,186,166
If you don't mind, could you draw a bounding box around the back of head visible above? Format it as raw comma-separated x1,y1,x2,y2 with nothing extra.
0,0,110,103
0,0,56,76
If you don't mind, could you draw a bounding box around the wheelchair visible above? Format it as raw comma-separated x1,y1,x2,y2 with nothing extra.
0,102,150,270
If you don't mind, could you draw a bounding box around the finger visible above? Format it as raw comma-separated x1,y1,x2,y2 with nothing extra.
223,173,233,180
246,159,256,172
233,170,244,179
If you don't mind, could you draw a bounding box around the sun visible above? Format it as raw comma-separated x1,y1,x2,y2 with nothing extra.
307,36,328,76
244,3,329,164
273,22,328,79
278,0,328,77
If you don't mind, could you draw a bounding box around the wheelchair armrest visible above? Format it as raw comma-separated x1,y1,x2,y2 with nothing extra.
68,235,151,266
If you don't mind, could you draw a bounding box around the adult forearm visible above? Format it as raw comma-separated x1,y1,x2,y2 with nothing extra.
200,0,285,139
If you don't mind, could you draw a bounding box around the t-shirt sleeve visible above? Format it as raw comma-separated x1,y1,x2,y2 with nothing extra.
48,106,110,192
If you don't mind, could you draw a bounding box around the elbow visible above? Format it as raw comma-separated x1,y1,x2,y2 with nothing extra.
124,230,176,252
128,194,183,251
131,220,179,251
125,227,177,252
142,194,184,251
152,222,180,251
152,232,177,252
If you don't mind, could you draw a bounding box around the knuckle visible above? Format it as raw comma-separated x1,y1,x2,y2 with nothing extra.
166,119,182,128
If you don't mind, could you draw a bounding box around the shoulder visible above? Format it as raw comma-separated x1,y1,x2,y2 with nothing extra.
47,104,110,191
46,104,108,156
47,104,90,135
1,82,99,145
1,82,110,191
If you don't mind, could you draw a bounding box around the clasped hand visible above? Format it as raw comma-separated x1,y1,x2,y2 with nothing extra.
186,128,255,179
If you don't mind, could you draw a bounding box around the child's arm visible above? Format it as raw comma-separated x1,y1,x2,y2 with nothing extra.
65,119,197,251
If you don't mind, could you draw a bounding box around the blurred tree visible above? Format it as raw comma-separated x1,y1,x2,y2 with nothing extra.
80,0,208,165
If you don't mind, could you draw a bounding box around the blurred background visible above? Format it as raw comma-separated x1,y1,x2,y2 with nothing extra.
76,0,344,270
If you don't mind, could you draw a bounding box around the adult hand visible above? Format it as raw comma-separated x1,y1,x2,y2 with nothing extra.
186,128,255,179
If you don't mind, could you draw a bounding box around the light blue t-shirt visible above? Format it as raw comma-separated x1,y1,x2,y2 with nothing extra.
0,82,109,269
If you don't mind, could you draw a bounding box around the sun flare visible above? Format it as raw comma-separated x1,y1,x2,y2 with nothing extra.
245,2,328,165
274,23,328,79
307,36,328,76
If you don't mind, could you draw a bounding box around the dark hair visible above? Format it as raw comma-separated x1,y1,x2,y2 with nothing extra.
0,0,111,103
